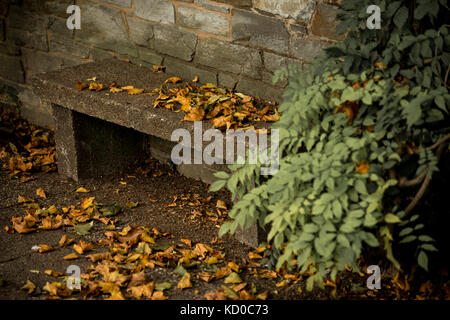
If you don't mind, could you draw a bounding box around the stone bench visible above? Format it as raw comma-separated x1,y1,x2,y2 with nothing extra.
31,59,273,247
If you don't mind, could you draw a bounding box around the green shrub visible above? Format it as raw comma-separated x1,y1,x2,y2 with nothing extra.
211,0,450,290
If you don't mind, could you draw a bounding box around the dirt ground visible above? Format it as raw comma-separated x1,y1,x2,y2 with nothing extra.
0,111,448,300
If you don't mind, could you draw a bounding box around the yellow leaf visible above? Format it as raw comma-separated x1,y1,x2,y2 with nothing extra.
45,270,63,277
227,261,240,273
73,240,93,255
126,88,144,95
151,291,168,300
177,272,192,289
21,280,36,294
216,200,227,210
224,272,243,284
75,187,90,193
36,187,46,199
164,77,182,84
63,253,79,260
79,197,95,210
183,108,205,121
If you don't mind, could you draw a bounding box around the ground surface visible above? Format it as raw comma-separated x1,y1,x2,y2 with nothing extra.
0,111,448,300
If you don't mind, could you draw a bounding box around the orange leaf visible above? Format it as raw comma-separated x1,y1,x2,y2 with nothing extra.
355,160,370,174
183,108,205,121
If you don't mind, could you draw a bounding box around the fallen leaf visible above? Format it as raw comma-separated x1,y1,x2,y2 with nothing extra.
180,239,192,247
216,200,227,210
63,253,79,260
164,77,182,84
21,280,36,294
224,272,243,284
127,282,154,299
183,108,205,121
36,187,47,199
155,282,172,291
73,221,94,236
177,272,192,289
151,291,168,300
33,244,53,253
75,81,88,91
58,234,74,247
45,270,63,277
89,82,104,91
73,240,93,255
79,197,95,210
75,187,90,193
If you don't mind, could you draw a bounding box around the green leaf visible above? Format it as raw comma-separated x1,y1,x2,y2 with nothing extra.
155,282,172,291
384,213,401,224
393,6,408,29
73,221,94,236
209,179,226,192
417,251,428,271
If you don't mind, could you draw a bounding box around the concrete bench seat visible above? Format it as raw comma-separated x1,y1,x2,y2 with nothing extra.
31,59,274,247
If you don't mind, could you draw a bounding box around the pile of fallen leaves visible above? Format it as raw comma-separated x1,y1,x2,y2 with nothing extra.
75,75,280,131
0,109,56,181
7,195,121,235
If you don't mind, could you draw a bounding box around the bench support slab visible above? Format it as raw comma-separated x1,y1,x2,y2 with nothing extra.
52,104,145,181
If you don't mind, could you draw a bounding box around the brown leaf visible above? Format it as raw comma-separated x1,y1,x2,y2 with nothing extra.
39,215,63,230
86,252,110,263
75,81,88,91
127,282,154,299
45,270,63,277
21,280,36,294
34,244,53,253
180,238,192,247
73,240,93,255
89,82,104,91
151,291,168,300
183,107,205,122
58,234,74,247
36,187,47,199
164,77,182,84
177,272,192,289
63,253,79,260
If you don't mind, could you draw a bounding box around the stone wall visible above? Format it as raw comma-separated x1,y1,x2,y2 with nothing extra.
0,0,343,128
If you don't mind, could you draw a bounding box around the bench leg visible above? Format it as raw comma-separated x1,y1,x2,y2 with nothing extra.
52,104,145,181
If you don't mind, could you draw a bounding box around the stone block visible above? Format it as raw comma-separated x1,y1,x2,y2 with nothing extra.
102,0,132,7
290,36,329,62
49,36,90,59
134,0,175,24
127,17,154,48
235,77,282,102
47,16,74,38
177,5,229,37
137,47,164,66
22,48,83,77
51,104,146,181
264,52,302,73
76,2,137,57
7,5,48,34
154,25,197,61
311,3,344,41
195,38,262,79
232,9,289,53
218,72,238,89
254,0,316,24
214,0,251,7
0,54,24,83
90,48,116,61
164,57,217,84
193,0,230,13
42,0,74,18
8,28,48,51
